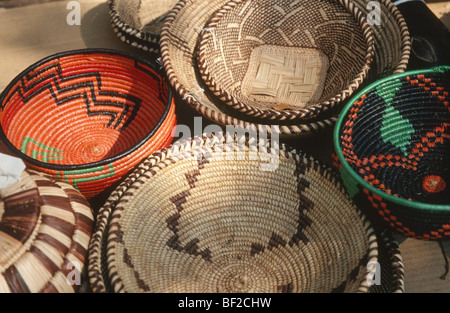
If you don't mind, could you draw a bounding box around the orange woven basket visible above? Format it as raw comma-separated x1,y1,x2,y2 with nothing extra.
0,49,176,199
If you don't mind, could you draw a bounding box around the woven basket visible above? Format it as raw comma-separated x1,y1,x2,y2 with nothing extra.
160,0,410,136
108,0,179,53
0,49,176,199
369,230,404,293
196,0,375,122
88,133,379,293
334,66,450,240
161,0,339,138
0,169,94,293
354,0,410,80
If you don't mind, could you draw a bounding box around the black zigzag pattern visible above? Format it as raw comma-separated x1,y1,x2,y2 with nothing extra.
3,62,142,131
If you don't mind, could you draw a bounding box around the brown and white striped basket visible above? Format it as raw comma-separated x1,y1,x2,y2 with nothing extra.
196,0,376,122
159,0,410,135
0,170,94,293
108,0,178,53
88,133,380,293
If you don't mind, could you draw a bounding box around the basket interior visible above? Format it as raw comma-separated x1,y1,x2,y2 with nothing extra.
0,52,170,166
198,0,371,111
339,69,450,205
106,144,374,293
114,0,179,34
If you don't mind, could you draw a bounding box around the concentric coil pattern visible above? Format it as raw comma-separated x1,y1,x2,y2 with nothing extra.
197,0,375,122
108,0,178,53
0,170,93,293
338,66,450,240
0,50,176,199
88,134,378,293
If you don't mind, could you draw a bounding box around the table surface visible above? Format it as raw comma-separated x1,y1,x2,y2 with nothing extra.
0,0,449,293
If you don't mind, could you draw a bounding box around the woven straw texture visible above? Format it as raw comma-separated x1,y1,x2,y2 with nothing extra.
160,0,342,137
160,0,410,136
0,49,176,199
355,0,410,80
88,133,379,293
335,66,450,240
108,0,178,53
0,170,93,293
196,0,375,122
369,231,404,293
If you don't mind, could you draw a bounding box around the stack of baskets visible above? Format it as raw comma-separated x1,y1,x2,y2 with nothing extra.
107,0,179,53
157,0,410,137
98,0,414,292
1,0,427,293
87,133,405,293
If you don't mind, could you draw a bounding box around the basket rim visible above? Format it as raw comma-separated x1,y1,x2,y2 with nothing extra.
0,48,173,171
333,65,450,212
159,0,339,137
89,132,379,293
107,0,165,52
376,230,404,293
382,0,410,76
196,0,376,122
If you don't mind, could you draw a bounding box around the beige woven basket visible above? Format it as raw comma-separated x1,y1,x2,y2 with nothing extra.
196,0,375,122
160,0,410,135
108,0,178,53
0,170,94,293
88,133,380,293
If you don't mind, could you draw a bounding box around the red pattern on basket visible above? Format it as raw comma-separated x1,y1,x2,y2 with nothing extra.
341,76,449,197
0,53,177,199
422,175,447,194
331,153,342,170
363,189,450,240
341,76,450,240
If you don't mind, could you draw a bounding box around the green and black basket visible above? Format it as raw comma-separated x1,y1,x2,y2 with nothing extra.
334,66,450,240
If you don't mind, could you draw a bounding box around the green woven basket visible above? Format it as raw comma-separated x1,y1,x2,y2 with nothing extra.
334,66,450,240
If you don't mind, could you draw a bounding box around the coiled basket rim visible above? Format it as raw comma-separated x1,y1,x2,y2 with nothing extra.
333,65,450,212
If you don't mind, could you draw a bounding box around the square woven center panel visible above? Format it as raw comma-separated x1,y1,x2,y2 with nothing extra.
241,45,329,109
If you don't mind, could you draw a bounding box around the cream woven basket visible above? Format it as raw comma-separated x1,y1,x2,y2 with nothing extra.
88,133,379,293
196,0,376,122
160,0,410,136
